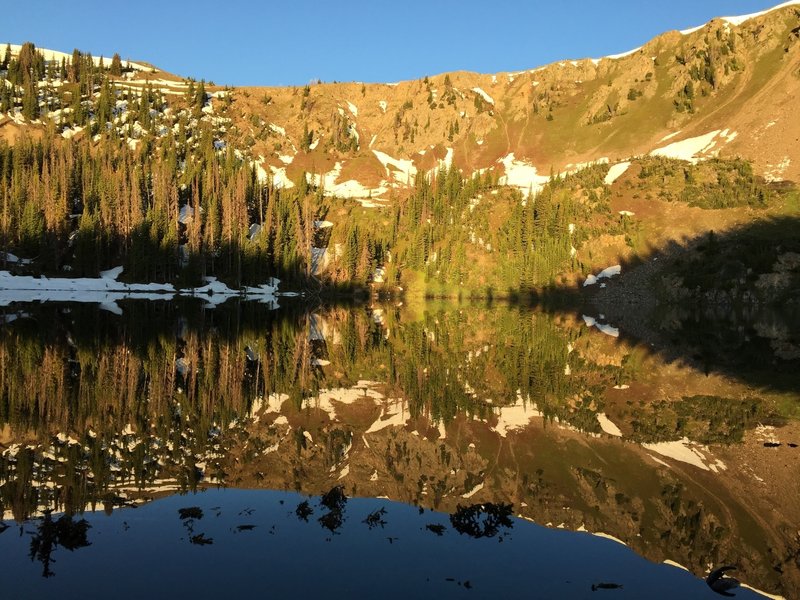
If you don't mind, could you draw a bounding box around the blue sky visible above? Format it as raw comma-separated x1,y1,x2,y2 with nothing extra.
1,1,792,86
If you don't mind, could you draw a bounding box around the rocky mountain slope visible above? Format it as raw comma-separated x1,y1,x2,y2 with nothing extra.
3,2,799,203
221,1,800,200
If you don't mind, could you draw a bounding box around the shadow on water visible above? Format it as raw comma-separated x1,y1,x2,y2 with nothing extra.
539,214,800,395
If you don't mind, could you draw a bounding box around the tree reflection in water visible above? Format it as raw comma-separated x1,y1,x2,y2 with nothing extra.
28,511,91,578
449,502,514,539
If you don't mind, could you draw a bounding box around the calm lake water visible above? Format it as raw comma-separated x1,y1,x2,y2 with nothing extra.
0,299,797,599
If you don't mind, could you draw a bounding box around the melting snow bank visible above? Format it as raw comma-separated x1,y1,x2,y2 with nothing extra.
650,129,737,164
738,584,789,600
498,155,611,197
0,251,33,266
583,264,621,287
492,397,545,437
490,392,593,437
6,43,149,71
471,87,495,105
643,437,727,472
604,161,631,185
581,314,620,338
372,149,417,184
0,269,281,312
680,0,800,34
597,413,623,437
498,153,550,196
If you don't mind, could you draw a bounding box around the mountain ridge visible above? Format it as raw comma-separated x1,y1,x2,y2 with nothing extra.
3,1,799,198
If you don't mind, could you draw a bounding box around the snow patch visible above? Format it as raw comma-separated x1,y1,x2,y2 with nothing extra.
597,413,623,437
372,150,416,184
643,437,727,472
365,399,409,434
6,44,148,71
471,87,494,105
492,396,545,437
583,265,621,287
663,559,691,572
581,314,620,338
651,130,728,163
439,147,454,170
599,46,642,61
604,161,631,185
0,269,279,310
497,153,549,197
659,131,682,143
462,482,484,499
592,532,627,546
764,157,791,183
694,1,800,30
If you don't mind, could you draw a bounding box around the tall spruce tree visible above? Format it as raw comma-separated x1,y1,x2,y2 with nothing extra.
1,44,10,70
110,53,122,77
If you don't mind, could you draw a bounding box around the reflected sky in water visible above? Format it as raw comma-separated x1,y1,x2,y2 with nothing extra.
0,300,797,598
0,489,760,599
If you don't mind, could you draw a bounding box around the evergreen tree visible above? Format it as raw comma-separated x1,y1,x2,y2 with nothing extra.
110,53,122,77
0,82,11,113
193,80,206,118
1,44,10,70
300,122,313,152
70,49,81,83
95,80,113,130
21,80,39,120
16,42,38,84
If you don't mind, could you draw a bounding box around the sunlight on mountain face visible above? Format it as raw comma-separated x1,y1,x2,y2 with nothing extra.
1,3,799,598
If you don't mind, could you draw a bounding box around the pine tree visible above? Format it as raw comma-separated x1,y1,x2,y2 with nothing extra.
70,49,81,83
17,42,38,84
300,122,313,152
0,82,11,112
193,80,206,118
110,53,122,77
95,79,113,131
1,44,10,70
22,80,39,120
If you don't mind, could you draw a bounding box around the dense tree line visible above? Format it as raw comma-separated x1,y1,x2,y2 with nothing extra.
343,163,612,293
0,131,324,285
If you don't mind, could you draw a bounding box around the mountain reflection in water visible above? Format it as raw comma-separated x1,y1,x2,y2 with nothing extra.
0,300,797,599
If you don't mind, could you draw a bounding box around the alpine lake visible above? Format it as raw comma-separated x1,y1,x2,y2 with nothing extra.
0,297,798,599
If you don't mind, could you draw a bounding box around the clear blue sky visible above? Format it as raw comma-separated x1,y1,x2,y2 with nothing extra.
0,0,792,86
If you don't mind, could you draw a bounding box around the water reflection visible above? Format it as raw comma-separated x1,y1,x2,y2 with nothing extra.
0,300,797,598
0,488,767,599
28,512,91,578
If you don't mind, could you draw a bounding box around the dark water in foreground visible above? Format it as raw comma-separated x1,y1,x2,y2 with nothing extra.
0,300,797,598
0,489,753,599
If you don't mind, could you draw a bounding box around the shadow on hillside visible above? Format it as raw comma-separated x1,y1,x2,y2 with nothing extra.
558,214,800,393
2,226,369,301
